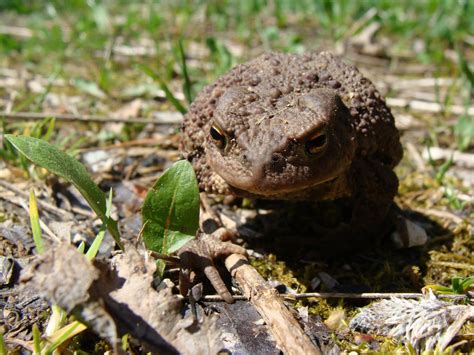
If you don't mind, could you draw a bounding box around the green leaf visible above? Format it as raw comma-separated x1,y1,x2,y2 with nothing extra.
5,135,122,249
142,160,199,254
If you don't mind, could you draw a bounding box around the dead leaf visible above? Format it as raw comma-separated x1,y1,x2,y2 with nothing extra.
20,242,224,354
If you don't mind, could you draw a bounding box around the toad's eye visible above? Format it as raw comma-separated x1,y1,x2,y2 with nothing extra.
210,125,227,149
305,133,327,155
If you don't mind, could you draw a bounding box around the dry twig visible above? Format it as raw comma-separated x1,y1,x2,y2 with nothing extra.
0,180,72,219
386,97,474,116
1,111,183,125
225,254,322,355
177,292,468,302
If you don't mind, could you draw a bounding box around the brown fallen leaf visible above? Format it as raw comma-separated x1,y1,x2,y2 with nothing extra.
20,242,224,354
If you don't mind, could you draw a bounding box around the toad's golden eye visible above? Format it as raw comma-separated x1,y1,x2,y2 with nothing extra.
210,125,227,149
305,133,327,155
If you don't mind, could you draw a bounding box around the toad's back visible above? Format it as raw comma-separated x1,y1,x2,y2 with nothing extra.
181,52,402,201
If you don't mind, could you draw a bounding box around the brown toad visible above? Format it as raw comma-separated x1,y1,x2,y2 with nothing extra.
179,52,403,301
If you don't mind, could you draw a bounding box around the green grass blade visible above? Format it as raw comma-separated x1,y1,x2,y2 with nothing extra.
43,117,56,142
29,189,45,254
0,332,6,355
142,160,199,254
5,135,122,249
459,276,474,292
177,39,193,104
435,154,454,184
77,241,85,253
454,114,474,151
86,189,113,260
139,64,187,114
32,323,42,354
43,321,86,355
457,46,474,91
45,304,66,337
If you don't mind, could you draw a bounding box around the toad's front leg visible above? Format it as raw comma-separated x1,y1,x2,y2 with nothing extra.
178,228,247,303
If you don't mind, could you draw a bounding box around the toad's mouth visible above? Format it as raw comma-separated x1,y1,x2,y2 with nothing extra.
222,173,340,197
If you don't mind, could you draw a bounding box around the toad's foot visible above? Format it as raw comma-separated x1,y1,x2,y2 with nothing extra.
178,228,247,303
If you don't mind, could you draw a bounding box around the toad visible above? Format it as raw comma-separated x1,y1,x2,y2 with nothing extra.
179,52,402,302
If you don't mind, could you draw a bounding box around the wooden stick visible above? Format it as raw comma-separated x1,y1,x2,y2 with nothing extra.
225,254,322,355
1,111,183,125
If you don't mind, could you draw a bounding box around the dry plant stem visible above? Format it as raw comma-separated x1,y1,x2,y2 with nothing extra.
422,146,474,169
78,138,172,153
0,180,72,219
0,25,33,38
386,97,474,116
1,111,182,124
289,292,469,300
405,142,427,171
180,292,468,302
412,207,464,225
225,253,322,355
431,261,474,272
437,306,474,350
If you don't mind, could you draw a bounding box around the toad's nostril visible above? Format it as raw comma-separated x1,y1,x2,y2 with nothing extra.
267,153,286,173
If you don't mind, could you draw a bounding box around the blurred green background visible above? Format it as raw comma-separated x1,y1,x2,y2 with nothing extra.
1,0,472,92
0,0,472,150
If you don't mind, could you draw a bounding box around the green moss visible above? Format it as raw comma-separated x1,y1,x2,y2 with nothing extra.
250,254,307,293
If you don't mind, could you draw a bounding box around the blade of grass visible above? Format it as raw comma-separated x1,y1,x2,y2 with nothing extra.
456,276,474,293
42,117,56,142
0,332,6,355
423,284,454,294
43,321,86,354
29,189,45,254
457,45,474,91
85,188,113,260
32,70,60,111
77,241,85,253
45,304,66,337
435,154,454,184
177,39,193,104
32,323,42,354
139,64,187,114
